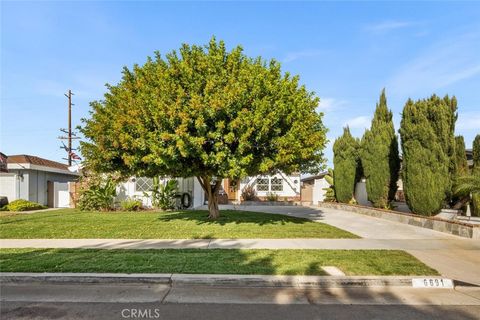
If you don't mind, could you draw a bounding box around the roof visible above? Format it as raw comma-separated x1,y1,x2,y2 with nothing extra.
301,172,328,182
7,154,70,171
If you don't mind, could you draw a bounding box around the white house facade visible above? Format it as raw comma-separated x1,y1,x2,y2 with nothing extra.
116,172,302,209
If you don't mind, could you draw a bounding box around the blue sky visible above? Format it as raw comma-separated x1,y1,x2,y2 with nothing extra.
1,1,479,168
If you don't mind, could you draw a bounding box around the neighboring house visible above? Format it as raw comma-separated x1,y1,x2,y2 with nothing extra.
116,172,302,208
300,172,329,205
0,154,79,207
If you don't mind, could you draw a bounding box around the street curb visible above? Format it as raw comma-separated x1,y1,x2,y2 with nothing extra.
0,273,452,288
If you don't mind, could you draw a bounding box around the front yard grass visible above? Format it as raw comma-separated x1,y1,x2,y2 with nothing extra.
0,248,438,276
0,209,358,239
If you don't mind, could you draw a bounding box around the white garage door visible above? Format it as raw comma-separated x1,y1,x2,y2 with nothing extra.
0,174,17,202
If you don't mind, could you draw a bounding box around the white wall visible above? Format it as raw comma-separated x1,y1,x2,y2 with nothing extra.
54,182,70,208
0,173,16,202
238,173,301,200
312,177,329,205
117,176,204,209
354,179,369,206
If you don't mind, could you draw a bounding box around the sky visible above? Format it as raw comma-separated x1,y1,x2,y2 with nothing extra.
1,1,479,168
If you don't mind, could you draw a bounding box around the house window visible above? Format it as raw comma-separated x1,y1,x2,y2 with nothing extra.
135,177,153,192
256,177,269,191
270,177,283,191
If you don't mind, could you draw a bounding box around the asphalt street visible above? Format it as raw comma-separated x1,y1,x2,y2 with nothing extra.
1,283,480,320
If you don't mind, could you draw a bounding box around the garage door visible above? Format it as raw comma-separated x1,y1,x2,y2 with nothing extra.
0,174,17,202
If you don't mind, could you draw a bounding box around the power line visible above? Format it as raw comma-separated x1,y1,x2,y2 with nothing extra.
58,90,80,166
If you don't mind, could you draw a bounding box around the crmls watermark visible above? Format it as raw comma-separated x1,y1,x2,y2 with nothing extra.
121,308,161,319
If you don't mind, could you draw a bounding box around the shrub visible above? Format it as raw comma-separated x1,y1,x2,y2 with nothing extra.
333,127,362,203
399,95,456,216
146,178,178,210
266,192,278,202
77,176,117,211
241,185,257,201
322,168,336,202
120,198,143,211
5,199,47,211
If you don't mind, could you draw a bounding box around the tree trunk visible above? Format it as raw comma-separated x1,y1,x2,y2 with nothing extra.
197,176,222,219
452,196,470,210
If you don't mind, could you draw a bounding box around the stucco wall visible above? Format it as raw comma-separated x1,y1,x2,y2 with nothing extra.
117,177,204,209
239,173,301,200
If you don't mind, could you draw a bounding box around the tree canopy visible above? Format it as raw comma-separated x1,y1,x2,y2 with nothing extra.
80,38,327,218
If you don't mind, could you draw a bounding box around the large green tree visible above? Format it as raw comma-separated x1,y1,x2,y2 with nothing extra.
399,95,456,216
360,89,400,208
333,127,361,203
80,38,327,219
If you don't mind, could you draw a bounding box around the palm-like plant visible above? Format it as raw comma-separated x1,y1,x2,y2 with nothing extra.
454,175,480,197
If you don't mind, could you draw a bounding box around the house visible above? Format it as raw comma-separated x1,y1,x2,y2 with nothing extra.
224,172,301,202
300,172,329,205
116,172,302,209
0,154,79,207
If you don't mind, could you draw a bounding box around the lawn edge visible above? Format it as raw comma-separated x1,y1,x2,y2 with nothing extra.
0,272,451,288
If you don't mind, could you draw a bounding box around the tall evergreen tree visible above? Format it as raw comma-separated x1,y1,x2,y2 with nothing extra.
399,95,456,216
333,127,361,203
454,136,468,177
361,89,400,208
472,134,480,216
473,135,480,175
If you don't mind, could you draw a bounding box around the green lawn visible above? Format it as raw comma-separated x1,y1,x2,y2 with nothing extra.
0,248,438,276
0,209,358,239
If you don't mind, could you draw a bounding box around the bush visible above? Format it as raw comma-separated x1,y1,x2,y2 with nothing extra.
266,192,278,202
146,178,178,210
241,185,257,201
399,95,455,215
77,176,117,211
333,127,362,203
120,198,143,211
5,199,47,211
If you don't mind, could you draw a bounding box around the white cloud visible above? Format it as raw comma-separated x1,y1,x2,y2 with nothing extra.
317,98,348,112
388,31,480,95
344,116,371,129
283,49,325,63
365,20,416,34
456,112,480,131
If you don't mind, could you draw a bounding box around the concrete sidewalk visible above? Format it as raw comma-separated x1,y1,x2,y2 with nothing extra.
2,238,479,250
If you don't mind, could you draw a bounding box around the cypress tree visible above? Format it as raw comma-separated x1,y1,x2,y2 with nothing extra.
333,127,361,203
399,95,455,216
361,89,400,208
454,136,468,177
472,135,480,216
473,135,480,174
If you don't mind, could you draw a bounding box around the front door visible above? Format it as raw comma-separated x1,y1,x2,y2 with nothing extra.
225,179,239,201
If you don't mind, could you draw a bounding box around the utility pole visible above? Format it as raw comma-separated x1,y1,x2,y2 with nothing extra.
67,89,73,166
58,89,80,166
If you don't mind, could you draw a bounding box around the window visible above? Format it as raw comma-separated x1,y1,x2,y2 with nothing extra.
270,177,283,191
135,177,153,192
256,177,269,191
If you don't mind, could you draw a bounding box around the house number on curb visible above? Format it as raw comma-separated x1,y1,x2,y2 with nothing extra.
412,278,454,288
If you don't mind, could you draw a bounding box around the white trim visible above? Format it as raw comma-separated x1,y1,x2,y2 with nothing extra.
7,163,79,176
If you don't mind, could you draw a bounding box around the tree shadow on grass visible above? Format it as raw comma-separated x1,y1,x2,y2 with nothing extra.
156,210,312,226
